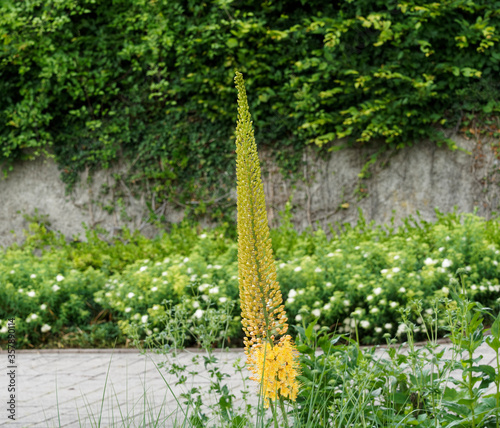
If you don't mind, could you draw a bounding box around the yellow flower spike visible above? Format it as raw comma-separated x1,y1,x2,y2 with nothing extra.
234,71,300,406
246,336,300,408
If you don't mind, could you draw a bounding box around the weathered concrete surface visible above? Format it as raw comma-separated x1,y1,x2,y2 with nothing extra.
0,158,185,248
263,135,500,231
1,134,499,247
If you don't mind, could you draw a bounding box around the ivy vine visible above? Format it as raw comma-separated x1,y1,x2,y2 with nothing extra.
1,0,499,221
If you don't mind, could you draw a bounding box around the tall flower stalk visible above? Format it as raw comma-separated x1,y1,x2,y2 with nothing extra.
234,71,300,412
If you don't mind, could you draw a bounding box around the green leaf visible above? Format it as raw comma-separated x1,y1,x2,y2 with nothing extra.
226,38,238,48
297,344,314,356
486,336,500,352
392,392,410,404
305,319,318,342
491,312,500,339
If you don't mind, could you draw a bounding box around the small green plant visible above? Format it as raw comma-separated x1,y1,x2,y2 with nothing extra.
291,273,500,427
128,300,255,428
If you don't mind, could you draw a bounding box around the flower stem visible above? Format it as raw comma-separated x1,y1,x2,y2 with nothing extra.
279,398,290,428
269,400,279,428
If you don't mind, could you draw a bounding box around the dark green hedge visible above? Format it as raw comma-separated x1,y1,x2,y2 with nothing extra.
1,0,500,218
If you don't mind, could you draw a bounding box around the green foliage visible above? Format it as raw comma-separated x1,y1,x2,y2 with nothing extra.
110,281,500,427
2,0,500,216
293,0,500,153
1,210,500,349
293,299,500,427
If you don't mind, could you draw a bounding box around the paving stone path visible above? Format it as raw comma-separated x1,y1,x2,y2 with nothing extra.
2,348,249,428
1,342,498,428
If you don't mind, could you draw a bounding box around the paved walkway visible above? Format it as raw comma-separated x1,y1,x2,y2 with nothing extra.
2,348,251,428
0,341,498,428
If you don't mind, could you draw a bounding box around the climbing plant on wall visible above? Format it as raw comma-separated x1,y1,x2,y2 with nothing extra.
1,0,499,220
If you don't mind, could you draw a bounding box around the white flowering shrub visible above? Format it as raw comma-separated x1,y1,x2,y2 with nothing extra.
1,211,500,348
